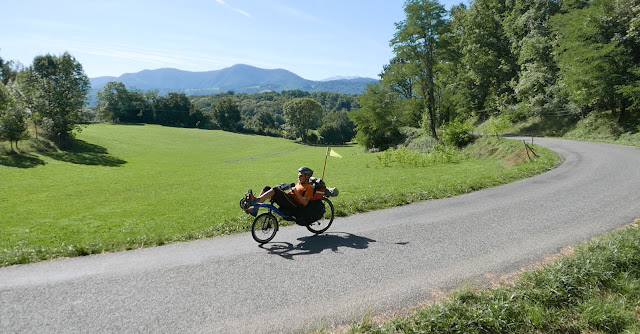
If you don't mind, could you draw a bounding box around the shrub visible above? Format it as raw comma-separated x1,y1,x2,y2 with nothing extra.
442,119,474,148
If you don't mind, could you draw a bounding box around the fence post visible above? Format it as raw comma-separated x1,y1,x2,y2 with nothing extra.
523,140,532,161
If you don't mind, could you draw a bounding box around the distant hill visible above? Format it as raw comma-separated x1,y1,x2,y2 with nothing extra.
89,64,377,101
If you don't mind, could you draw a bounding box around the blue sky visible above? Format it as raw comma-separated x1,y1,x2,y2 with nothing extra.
2,0,466,80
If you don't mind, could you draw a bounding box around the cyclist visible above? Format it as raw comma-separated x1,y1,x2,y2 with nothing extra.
244,166,315,216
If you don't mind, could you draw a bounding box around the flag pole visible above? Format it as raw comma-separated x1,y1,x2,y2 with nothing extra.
322,147,329,179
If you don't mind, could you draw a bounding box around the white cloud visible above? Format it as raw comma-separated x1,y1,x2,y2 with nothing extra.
215,0,251,18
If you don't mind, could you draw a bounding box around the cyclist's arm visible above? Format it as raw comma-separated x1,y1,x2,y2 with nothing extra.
291,186,312,206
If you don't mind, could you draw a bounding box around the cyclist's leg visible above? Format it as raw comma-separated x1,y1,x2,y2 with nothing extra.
272,188,298,210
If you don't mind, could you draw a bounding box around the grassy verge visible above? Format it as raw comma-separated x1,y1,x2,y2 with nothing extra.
499,113,640,148
0,124,560,266
348,221,640,334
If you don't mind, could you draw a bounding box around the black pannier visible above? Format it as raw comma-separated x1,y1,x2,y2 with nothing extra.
293,199,325,226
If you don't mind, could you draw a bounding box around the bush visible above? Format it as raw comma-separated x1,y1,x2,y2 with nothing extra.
442,119,474,148
564,111,625,141
407,134,439,153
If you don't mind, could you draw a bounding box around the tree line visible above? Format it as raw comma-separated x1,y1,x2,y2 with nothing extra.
351,0,640,150
94,84,359,144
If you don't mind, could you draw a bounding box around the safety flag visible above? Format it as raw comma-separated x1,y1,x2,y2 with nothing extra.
322,147,342,179
328,148,342,158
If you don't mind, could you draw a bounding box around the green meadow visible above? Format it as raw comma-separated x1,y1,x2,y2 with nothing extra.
1,124,560,266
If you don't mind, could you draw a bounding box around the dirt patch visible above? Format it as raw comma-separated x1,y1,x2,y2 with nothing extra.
504,146,530,166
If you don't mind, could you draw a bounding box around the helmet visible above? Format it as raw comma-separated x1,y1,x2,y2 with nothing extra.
298,166,314,176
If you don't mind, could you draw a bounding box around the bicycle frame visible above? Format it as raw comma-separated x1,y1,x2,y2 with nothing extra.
252,202,296,221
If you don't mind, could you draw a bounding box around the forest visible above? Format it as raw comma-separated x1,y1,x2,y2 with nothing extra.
353,0,639,150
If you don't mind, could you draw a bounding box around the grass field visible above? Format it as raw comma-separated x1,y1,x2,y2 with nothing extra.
0,124,560,266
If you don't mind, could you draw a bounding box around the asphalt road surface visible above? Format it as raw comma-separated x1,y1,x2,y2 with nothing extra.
1,138,639,333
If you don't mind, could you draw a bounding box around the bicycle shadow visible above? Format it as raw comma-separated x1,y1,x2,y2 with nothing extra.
259,232,377,260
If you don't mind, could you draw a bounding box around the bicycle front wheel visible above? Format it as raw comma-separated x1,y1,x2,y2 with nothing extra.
307,198,334,234
252,213,279,244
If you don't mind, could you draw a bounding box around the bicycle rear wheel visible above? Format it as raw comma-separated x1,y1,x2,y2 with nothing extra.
307,198,334,234
252,213,278,244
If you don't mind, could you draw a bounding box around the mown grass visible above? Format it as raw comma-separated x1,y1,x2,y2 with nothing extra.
0,124,560,266
348,222,640,334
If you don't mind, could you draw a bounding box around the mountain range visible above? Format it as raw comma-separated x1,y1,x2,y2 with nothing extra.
89,64,378,97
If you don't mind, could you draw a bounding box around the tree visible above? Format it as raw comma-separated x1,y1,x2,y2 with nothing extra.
318,109,355,144
350,83,403,150
0,54,22,85
451,0,517,114
0,83,29,151
96,81,142,122
551,0,639,122
391,0,448,139
27,52,90,145
214,96,241,131
282,97,322,143
380,57,415,100
153,93,203,127
503,0,561,116
14,70,42,139
245,110,279,134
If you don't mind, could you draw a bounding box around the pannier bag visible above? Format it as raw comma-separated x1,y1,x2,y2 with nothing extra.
309,177,326,200
325,187,339,197
309,177,339,199
294,199,325,226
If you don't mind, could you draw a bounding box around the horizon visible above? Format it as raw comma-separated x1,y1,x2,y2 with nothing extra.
88,64,378,81
2,1,467,81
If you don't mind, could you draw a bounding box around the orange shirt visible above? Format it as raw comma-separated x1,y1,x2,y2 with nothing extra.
289,182,314,206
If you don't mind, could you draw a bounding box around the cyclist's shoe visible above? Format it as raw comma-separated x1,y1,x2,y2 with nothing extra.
245,189,258,206
240,190,257,210
247,189,257,204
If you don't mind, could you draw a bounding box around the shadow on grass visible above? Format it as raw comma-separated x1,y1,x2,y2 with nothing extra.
515,116,576,137
258,232,378,260
0,153,46,168
42,139,127,167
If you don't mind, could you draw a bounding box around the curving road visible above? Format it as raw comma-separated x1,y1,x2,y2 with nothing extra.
1,138,639,333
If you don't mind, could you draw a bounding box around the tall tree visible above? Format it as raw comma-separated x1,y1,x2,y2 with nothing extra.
282,97,322,143
213,96,241,131
318,109,356,145
0,83,29,151
380,57,415,100
96,81,143,122
27,52,90,145
391,0,448,139
0,55,22,85
350,83,403,150
551,0,640,121
454,0,517,113
504,0,561,116
153,93,202,127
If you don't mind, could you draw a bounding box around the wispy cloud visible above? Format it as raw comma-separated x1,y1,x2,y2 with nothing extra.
70,44,270,72
70,46,184,66
277,5,322,24
215,0,251,18
18,18,85,31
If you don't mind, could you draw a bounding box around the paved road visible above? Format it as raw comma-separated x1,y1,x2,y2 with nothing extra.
1,138,639,333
